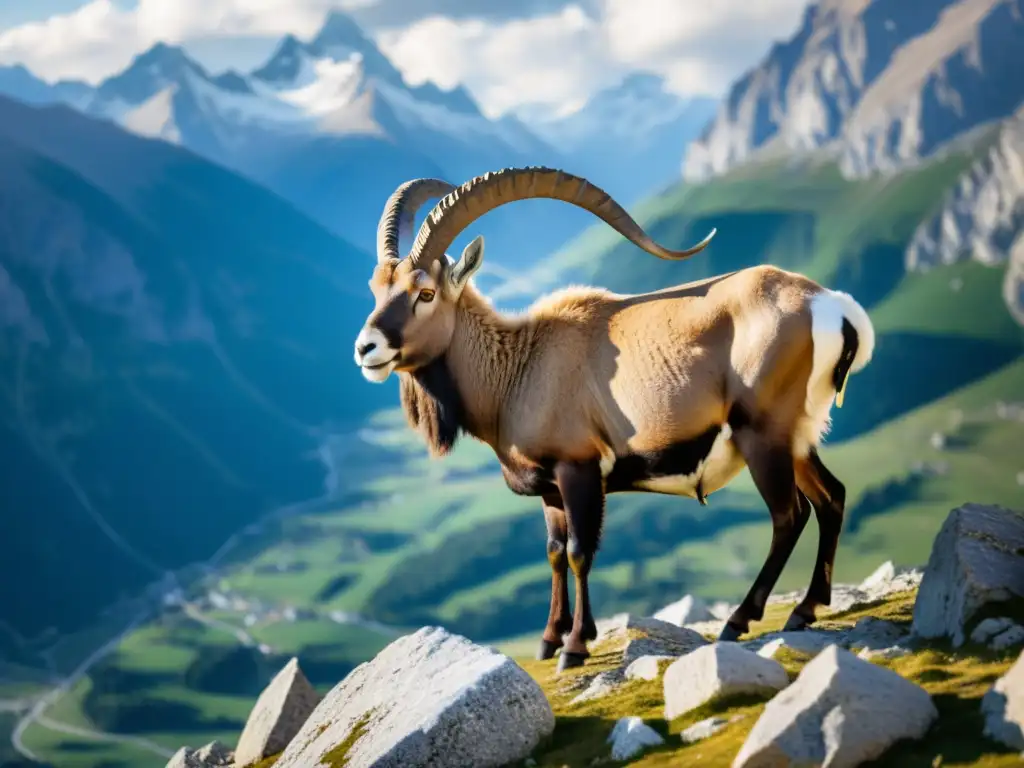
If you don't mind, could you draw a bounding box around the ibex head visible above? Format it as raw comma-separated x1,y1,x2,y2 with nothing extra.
354,167,716,383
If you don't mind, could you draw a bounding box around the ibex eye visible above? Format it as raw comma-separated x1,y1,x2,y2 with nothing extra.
419,289,435,303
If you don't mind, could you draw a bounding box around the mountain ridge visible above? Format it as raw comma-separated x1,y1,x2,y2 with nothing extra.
684,0,1024,182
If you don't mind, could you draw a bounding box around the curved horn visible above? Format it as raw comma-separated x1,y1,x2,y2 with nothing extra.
376,178,458,264
407,166,716,270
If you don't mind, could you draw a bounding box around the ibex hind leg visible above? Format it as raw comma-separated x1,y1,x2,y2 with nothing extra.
553,460,605,671
785,449,846,631
719,433,811,642
537,495,573,661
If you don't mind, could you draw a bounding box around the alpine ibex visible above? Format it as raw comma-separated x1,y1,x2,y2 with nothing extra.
354,166,874,670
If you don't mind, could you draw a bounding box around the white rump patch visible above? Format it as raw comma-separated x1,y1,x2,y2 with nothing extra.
795,289,876,457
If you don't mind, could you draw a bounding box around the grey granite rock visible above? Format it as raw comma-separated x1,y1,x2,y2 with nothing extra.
624,655,674,682
164,741,233,768
663,643,789,721
272,626,553,768
607,717,664,761
596,614,708,667
982,649,1024,751
911,503,1024,646
234,657,320,767
991,624,1024,652
653,594,715,626
734,645,937,768
679,716,732,744
971,617,1017,645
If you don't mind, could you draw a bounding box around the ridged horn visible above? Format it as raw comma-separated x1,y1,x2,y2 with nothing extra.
407,166,716,270
376,178,458,264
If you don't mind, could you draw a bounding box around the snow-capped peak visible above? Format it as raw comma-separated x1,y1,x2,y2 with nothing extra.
311,10,371,53
95,42,209,106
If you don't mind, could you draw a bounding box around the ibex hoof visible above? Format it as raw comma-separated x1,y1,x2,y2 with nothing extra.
783,612,813,632
556,651,589,672
536,639,561,661
717,622,745,642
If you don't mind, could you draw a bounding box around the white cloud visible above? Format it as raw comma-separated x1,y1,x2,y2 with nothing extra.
0,0,372,83
377,6,615,119
379,0,809,117
602,0,810,94
0,0,809,115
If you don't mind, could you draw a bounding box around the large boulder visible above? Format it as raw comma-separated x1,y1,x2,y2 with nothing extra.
981,649,1024,751
733,645,937,768
272,626,554,768
234,657,321,767
912,504,1024,646
663,643,789,721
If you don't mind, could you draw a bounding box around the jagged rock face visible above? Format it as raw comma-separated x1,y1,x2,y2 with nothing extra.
734,645,938,768
683,0,1024,182
911,503,1024,646
906,105,1024,265
272,626,554,768
904,102,1024,326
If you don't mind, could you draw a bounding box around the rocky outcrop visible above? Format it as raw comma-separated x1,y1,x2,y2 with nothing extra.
272,626,553,768
911,503,1024,646
607,716,664,761
905,103,1024,325
663,643,790,721
165,741,234,768
982,649,1024,750
767,560,924,615
233,657,320,767
683,0,1024,182
733,645,938,768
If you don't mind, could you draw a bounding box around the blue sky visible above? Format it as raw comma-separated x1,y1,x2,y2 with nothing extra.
0,0,809,117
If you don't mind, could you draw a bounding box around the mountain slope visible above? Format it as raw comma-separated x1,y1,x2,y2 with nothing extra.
684,0,1024,181
61,14,582,262
0,64,91,108
518,73,718,205
0,95,393,643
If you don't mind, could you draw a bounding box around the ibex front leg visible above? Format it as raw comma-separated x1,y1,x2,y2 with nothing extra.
553,460,605,671
537,494,573,660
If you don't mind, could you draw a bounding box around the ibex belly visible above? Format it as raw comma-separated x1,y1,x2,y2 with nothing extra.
603,423,746,498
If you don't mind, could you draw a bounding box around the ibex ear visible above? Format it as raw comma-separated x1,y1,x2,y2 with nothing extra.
449,235,484,296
